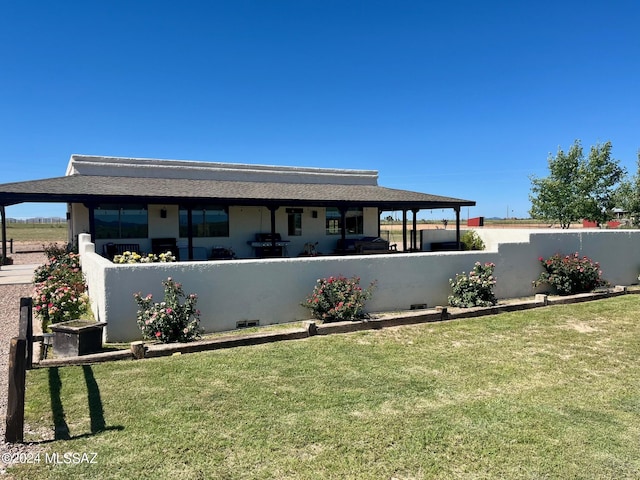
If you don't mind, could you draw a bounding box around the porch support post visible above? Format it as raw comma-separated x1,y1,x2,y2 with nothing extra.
268,205,278,250
339,205,347,248
402,209,407,252
187,207,194,261
87,204,96,243
411,208,419,251
455,207,461,250
1,205,6,265
377,208,382,238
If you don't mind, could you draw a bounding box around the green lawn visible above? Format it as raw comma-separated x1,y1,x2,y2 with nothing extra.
12,296,640,479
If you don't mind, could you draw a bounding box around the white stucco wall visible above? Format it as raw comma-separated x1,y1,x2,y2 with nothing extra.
78,230,640,343
74,204,380,259
69,203,90,246
67,154,379,185
148,204,180,239
420,228,572,252
474,228,553,251
419,228,460,249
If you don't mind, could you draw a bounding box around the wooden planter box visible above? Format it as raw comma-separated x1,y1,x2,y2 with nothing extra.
50,320,107,358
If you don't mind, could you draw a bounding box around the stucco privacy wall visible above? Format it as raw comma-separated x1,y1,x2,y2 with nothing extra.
78,231,640,342
420,228,536,251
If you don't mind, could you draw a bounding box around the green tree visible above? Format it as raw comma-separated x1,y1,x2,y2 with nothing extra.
529,141,583,229
529,140,625,228
613,150,640,226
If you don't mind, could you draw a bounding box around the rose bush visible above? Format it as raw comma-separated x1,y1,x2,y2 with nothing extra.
302,275,376,323
448,262,497,308
33,251,89,332
134,277,201,343
533,253,608,295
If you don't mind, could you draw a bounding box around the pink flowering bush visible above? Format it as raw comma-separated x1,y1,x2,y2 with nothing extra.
448,262,497,307
302,275,376,323
533,253,608,295
134,277,201,343
33,251,88,332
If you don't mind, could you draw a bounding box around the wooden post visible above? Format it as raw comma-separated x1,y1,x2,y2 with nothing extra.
455,207,461,250
187,206,194,261
269,205,278,252
5,337,27,443
339,206,347,251
131,341,146,359
412,208,419,251
402,209,407,252
1,205,6,266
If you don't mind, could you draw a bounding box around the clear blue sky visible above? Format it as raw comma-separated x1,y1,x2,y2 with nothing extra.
1,1,638,220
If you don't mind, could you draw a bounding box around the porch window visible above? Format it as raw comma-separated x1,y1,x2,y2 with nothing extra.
325,207,363,235
95,204,148,239
179,205,229,237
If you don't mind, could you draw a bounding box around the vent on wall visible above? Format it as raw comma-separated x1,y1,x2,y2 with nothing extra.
236,320,260,329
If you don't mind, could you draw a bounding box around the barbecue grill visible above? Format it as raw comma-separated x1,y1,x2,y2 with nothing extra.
248,233,290,257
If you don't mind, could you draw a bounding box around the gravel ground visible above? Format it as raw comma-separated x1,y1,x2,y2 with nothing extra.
0,244,50,473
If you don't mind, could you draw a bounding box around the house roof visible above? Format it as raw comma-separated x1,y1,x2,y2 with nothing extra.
0,174,475,210
0,154,475,211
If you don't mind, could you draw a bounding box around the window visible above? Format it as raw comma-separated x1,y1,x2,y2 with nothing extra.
179,205,229,237
325,207,363,235
287,208,302,236
95,204,148,239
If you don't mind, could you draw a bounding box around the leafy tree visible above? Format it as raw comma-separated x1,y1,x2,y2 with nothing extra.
529,140,625,228
613,150,640,226
580,142,626,224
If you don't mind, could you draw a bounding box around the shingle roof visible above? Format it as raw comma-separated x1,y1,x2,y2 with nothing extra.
0,174,475,209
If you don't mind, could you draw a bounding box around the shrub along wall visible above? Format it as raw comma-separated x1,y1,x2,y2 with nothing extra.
78,231,640,342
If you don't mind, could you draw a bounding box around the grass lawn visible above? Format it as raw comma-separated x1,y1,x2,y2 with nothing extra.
3,222,67,243
12,296,640,479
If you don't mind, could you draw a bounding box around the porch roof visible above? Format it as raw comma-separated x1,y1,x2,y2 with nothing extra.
0,174,475,210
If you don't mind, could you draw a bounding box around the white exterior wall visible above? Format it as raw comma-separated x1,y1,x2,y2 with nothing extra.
149,204,180,239
78,230,640,343
74,204,381,259
420,228,559,252
78,236,111,338
420,228,460,249
474,228,551,251
69,203,90,246
67,154,379,185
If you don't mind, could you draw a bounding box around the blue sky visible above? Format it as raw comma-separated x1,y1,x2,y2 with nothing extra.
1,1,638,219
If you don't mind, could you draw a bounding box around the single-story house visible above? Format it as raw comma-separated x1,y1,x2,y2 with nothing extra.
0,155,476,260
6,155,640,342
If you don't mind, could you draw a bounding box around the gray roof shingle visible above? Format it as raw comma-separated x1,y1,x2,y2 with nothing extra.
0,174,475,209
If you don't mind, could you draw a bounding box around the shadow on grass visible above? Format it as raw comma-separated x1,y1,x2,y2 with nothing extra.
41,366,123,443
